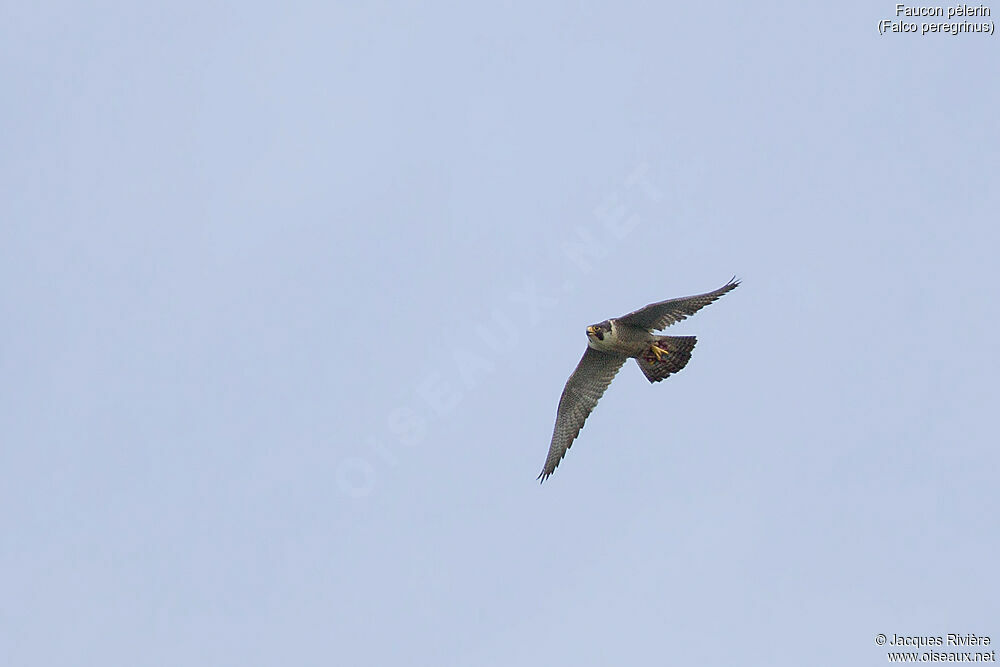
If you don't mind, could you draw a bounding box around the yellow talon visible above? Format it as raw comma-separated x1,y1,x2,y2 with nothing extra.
650,343,669,361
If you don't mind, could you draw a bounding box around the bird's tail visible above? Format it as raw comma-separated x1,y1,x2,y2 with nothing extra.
635,336,697,383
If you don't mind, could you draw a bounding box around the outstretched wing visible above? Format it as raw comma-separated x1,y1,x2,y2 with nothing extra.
617,277,739,331
538,347,627,482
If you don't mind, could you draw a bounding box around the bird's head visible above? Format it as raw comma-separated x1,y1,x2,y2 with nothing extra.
586,320,612,342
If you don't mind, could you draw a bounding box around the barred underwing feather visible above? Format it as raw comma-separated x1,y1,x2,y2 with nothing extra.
617,277,739,331
538,348,627,481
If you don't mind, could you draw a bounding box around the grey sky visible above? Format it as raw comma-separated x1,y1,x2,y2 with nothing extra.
2,2,998,665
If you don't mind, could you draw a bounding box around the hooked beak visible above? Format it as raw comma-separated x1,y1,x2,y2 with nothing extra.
586,326,595,335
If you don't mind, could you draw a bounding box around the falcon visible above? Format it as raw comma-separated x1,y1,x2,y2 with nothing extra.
538,277,739,482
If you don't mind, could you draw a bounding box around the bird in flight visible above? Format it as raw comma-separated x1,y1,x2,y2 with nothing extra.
538,277,740,482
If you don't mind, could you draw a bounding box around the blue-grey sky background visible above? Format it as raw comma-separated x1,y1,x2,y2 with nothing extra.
3,2,998,665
